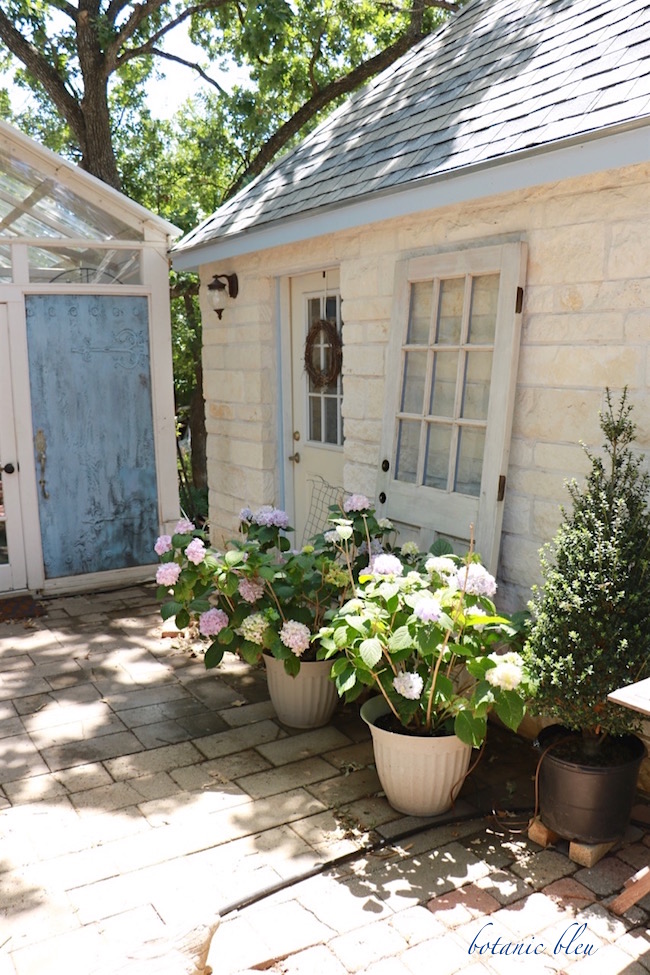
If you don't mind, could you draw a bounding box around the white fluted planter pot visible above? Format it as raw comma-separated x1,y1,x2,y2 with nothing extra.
361,696,472,817
264,654,338,729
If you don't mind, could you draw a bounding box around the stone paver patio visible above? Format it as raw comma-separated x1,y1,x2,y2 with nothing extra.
0,585,648,974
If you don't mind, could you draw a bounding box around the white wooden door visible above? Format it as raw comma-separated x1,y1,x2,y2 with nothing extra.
0,304,27,592
290,270,344,543
378,243,527,573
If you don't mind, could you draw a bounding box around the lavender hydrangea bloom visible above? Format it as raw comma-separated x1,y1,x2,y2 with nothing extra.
372,553,404,577
413,597,442,622
343,493,370,512
252,506,290,529
199,608,229,637
393,672,424,700
174,518,195,534
457,563,497,597
185,538,206,565
238,507,253,522
156,563,181,586
154,535,172,556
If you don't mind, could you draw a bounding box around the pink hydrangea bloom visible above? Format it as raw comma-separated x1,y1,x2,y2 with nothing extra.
343,493,370,513
238,577,265,603
185,538,206,565
154,535,172,556
280,620,312,657
156,562,181,586
199,608,229,637
175,518,195,534
457,563,497,597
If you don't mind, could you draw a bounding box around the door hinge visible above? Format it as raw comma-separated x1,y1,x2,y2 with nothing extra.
515,287,524,314
497,474,506,502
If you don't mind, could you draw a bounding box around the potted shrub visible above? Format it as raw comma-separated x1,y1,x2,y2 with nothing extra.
318,538,533,816
154,499,393,728
524,389,650,843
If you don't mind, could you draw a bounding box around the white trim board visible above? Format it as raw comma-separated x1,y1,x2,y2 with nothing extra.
171,120,650,270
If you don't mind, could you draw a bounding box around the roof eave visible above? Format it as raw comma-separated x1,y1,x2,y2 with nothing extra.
171,117,650,271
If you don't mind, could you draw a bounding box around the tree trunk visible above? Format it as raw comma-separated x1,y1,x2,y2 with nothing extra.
189,360,207,492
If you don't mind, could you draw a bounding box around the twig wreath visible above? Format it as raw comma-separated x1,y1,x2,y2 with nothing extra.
304,318,342,389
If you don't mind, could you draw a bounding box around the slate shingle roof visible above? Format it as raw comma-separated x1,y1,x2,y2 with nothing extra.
174,0,650,255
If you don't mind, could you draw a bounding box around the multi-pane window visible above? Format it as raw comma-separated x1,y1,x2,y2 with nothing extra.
380,242,526,572
395,273,499,497
306,293,343,446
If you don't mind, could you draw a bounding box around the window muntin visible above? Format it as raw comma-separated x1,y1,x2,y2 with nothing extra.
0,148,142,241
394,273,499,499
306,292,343,446
27,246,142,284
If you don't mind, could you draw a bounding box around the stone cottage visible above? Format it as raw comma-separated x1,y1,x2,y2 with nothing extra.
171,0,649,622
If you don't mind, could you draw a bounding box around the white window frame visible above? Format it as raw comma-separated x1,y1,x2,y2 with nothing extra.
378,241,527,573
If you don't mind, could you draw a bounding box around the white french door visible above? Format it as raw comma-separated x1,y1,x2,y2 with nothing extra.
289,270,345,543
378,243,527,573
0,303,27,592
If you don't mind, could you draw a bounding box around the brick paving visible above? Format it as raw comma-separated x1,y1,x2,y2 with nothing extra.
0,585,648,975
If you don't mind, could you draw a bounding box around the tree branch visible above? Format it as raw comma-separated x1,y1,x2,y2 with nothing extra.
106,0,232,71
224,16,428,200
0,9,85,139
147,48,228,96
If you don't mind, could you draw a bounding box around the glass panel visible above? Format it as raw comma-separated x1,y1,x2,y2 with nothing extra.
400,351,427,414
325,295,337,319
468,274,499,344
308,297,321,324
395,419,420,483
0,244,11,281
455,427,485,496
436,278,464,344
324,397,338,444
424,424,452,489
0,474,7,564
28,246,142,284
309,396,322,442
407,281,432,344
0,148,142,240
429,351,458,416
461,351,492,420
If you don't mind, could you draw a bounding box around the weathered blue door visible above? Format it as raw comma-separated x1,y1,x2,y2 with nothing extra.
25,295,159,578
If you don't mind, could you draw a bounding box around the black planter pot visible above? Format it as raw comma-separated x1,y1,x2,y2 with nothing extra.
535,726,646,844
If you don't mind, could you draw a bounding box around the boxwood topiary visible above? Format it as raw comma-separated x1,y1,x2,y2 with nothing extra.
525,388,650,739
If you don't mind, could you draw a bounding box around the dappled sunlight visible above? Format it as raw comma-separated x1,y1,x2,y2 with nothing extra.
1,587,648,974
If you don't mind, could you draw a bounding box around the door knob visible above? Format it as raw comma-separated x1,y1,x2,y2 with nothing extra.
288,452,301,463
1,462,15,474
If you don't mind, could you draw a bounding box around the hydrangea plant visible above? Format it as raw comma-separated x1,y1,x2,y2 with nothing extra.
155,497,394,676
317,537,534,747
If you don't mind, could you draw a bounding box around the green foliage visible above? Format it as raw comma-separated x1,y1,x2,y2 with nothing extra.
524,389,650,737
318,542,534,746
154,500,391,675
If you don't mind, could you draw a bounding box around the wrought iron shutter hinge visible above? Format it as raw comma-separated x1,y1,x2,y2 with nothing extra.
497,474,506,502
515,287,524,314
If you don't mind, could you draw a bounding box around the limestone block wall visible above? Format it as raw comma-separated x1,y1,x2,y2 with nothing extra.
201,162,649,772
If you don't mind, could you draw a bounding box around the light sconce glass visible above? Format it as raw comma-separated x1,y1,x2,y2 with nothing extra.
207,272,239,319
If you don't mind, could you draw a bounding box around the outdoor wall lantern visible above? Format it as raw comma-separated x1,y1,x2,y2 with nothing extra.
207,272,239,319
